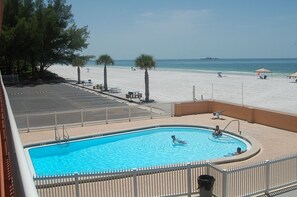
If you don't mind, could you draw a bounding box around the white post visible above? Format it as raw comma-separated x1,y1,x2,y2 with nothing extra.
206,161,210,175
187,163,192,197
80,109,84,127
26,114,30,132
105,107,108,124
193,85,196,101
128,105,131,121
54,111,57,128
150,105,152,119
74,172,80,197
212,83,214,99
133,169,138,197
222,169,228,197
241,82,244,105
265,160,270,194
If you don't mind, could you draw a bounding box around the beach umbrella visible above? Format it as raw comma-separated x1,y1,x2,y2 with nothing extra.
255,68,272,73
288,72,297,78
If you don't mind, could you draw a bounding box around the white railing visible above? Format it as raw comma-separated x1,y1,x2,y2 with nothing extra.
33,154,297,197
0,73,39,196
15,103,174,132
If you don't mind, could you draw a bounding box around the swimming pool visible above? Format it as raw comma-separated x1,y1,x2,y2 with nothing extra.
27,126,250,176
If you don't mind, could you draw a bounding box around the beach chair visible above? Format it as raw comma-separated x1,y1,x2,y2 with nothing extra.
212,110,225,119
217,72,222,78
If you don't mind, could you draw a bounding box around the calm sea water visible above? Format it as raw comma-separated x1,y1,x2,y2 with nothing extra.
88,58,297,77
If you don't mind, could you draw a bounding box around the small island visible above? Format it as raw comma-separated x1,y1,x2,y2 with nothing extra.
200,57,220,60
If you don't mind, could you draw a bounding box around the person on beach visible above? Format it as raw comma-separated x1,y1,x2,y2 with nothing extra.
212,125,222,137
171,135,187,144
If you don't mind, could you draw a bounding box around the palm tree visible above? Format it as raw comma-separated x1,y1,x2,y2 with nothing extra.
135,54,156,102
96,54,114,91
71,55,94,84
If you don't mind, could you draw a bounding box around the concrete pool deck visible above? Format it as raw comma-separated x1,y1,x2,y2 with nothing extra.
20,113,297,168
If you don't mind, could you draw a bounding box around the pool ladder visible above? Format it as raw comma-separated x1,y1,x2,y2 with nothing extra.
55,125,70,142
223,120,241,135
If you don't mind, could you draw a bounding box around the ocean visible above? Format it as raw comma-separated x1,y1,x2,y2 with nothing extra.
88,58,297,77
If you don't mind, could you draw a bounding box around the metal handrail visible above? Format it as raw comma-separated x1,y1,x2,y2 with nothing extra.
223,119,241,135
62,125,69,141
0,72,39,196
55,127,61,142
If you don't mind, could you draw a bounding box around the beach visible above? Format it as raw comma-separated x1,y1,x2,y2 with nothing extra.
48,64,297,115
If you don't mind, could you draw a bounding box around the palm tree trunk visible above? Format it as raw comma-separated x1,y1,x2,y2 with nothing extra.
104,65,108,91
145,69,149,101
78,67,81,83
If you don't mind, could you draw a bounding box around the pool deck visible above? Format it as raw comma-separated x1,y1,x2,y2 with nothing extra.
20,113,297,168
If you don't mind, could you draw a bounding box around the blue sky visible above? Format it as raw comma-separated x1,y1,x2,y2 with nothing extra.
68,0,297,59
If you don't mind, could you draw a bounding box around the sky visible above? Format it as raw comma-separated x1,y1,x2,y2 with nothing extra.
67,0,297,60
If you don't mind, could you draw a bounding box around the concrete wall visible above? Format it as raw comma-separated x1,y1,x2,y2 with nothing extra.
175,100,297,133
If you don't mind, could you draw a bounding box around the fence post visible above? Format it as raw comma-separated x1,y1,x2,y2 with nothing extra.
54,111,57,128
187,163,192,197
206,161,210,175
129,105,131,121
265,160,270,195
105,107,108,124
212,83,213,99
74,172,80,197
222,169,228,197
150,105,152,119
241,82,244,105
133,169,138,197
80,109,84,127
193,85,196,101
26,113,30,132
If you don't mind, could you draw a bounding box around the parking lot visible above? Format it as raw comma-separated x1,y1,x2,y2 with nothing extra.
5,82,159,129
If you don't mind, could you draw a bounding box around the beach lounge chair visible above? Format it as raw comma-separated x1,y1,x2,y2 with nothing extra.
212,110,225,119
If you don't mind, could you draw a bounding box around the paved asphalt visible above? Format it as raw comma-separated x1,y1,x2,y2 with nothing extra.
5,82,152,129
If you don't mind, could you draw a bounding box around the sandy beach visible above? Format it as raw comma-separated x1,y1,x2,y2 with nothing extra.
48,64,297,115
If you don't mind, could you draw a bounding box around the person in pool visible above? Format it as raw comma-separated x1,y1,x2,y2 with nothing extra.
234,147,246,155
171,135,187,144
212,125,222,137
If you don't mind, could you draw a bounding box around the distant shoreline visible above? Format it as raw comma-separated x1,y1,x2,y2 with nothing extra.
84,58,297,77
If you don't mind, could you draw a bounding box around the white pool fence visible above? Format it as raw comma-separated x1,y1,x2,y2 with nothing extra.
15,103,174,132
33,154,297,197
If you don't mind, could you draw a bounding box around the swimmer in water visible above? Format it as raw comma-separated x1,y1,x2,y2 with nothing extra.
171,135,187,144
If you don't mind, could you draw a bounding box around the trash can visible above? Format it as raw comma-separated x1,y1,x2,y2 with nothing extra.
197,175,215,197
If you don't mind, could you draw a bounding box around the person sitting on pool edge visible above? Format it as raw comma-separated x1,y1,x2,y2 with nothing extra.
212,125,222,137
234,147,246,155
171,135,187,144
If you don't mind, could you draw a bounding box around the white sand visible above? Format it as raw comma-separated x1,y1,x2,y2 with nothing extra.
48,64,297,115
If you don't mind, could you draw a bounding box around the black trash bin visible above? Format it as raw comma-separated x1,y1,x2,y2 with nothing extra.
197,175,215,197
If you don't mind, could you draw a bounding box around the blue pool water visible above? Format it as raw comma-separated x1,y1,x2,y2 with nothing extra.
28,126,249,176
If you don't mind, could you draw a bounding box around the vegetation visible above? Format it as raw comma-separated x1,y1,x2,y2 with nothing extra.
0,0,89,80
96,54,114,91
71,55,94,84
135,54,156,102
